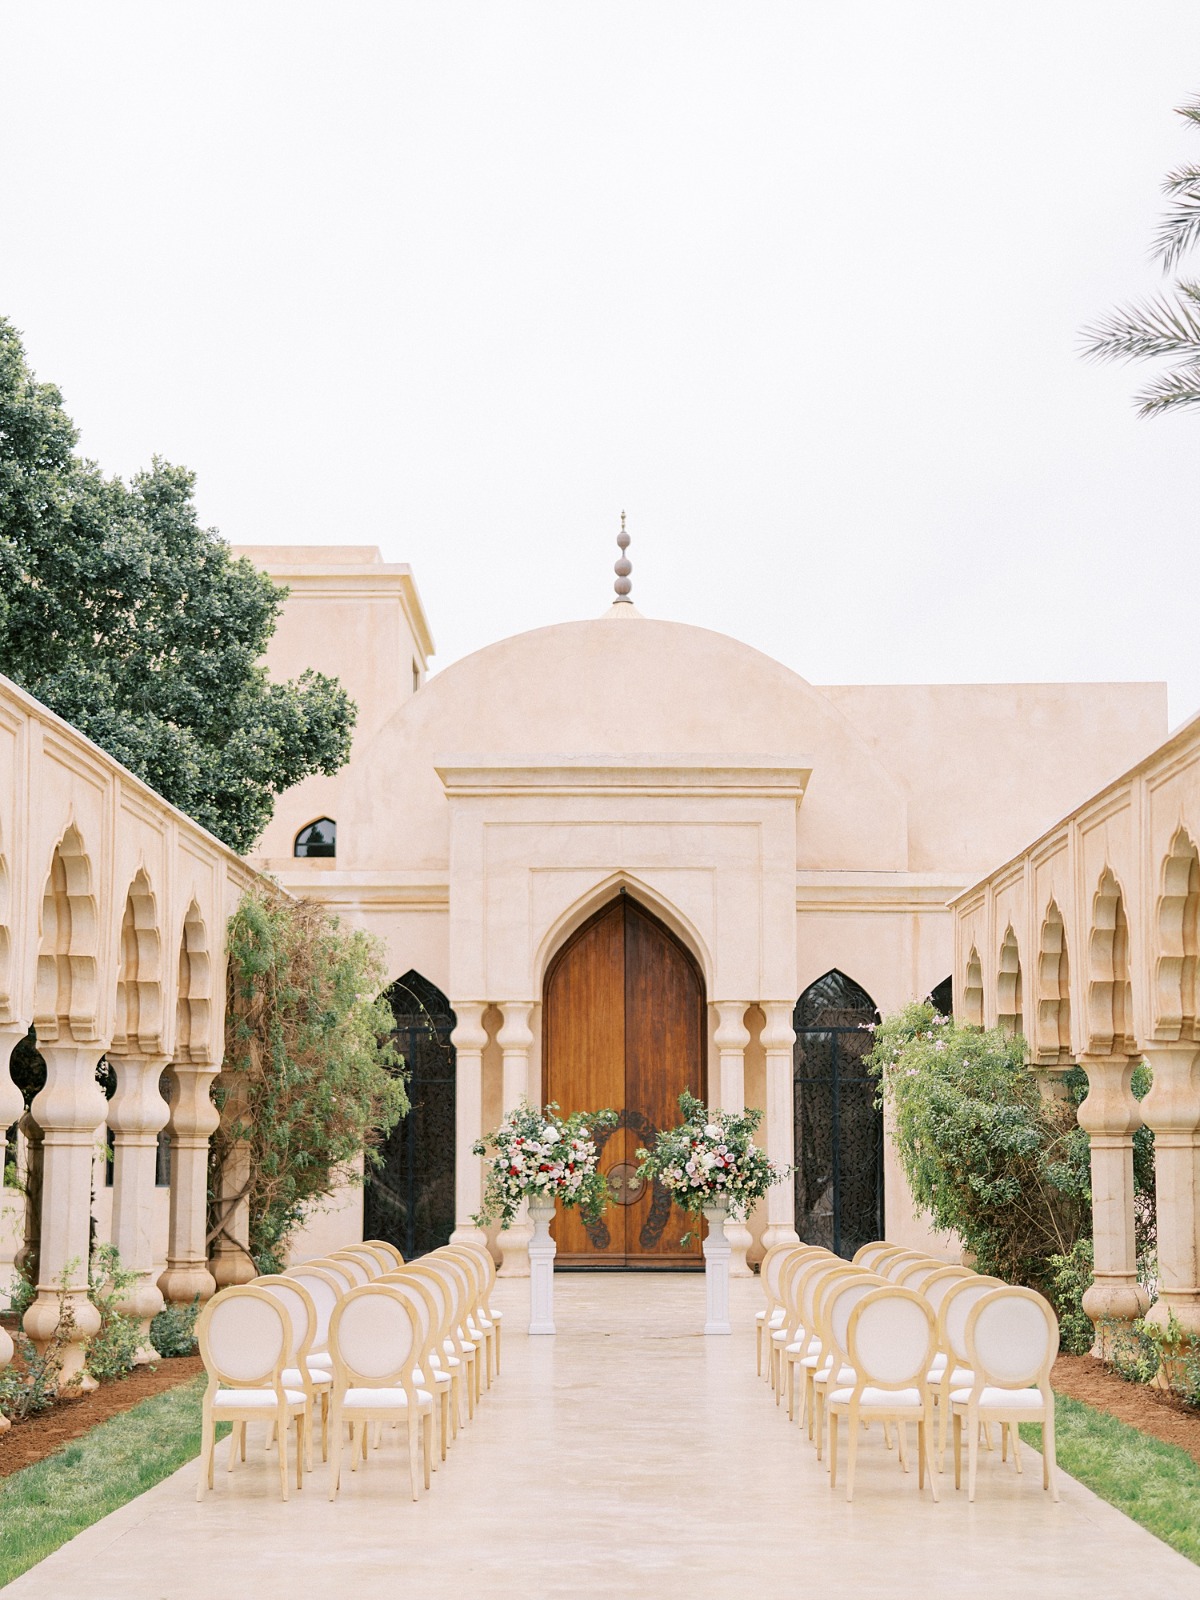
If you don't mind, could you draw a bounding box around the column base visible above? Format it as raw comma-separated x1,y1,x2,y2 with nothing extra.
497,1220,532,1278
724,1218,753,1278
761,1223,801,1251
209,1248,257,1289
157,1261,217,1304
1083,1276,1151,1356
449,1223,489,1250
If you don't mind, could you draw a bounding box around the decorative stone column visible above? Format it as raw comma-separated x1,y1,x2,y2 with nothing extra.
158,1063,220,1305
496,1002,535,1277
0,1025,24,1147
107,1054,170,1358
713,1002,752,1276
449,1002,489,1248
207,1070,256,1289
1141,1044,1200,1347
23,1043,106,1387
760,1002,801,1251
1077,1054,1150,1353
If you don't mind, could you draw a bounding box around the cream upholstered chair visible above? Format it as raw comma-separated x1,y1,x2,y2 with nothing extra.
810,1270,887,1459
451,1240,503,1376
365,1238,405,1268
852,1241,889,1267
791,1262,862,1437
196,1285,308,1502
284,1262,344,1374
400,1261,466,1440
777,1255,841,1421
951,1286,1060,1503
828,1286,939,1503
767,1246,827,1396
933,1273,1005,1467
374,1267,453,1466
256,1274,331,1468
443,1245,497,1388
427,1252,481,1414
309,1257,358,1296
327,1282,434,1502
878,1249,928,1281
338,1245,390,1277
895,1258,947,1292
757,1243,806,1378
329,1251,374,1286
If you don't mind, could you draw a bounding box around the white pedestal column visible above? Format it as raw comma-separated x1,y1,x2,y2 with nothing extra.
24,1043,106,1388
702,1203,732,1334
449,1003,489,1249
527,1200,556,1334
158,1062,220,1305
712,1002,752,1276
760,1002,800,1250
497,1002,535,1278
108,1054,170,1359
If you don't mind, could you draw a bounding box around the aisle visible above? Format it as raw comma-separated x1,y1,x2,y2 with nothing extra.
6,1274,1194,1599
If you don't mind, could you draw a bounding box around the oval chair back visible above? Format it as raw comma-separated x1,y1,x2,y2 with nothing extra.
255,1276,317,1370
921,1265,973,1319
330,1283,420,1392
826,1274,886,1370
852,1241,890,1267
309,1258,358,1295
895,1259,941,1291
965,1286,1058,1392
338,1245,389,1278
939,1275,1006,1367
879,1250,926,1281
761,1243,804,1312
328,1252,373,1286
197,1285,289,1389
778,1247,830,1317
400,1263,453,1345
364,1238,405,1268
430,1251,477,1332
846,1287,936,1392
284,1264,343,1356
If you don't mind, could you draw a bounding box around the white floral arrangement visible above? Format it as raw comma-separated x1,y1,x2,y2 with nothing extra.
636,1091,788,1219
472,1099,617,1228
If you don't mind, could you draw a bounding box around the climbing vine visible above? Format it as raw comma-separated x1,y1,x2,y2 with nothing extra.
210,886,408,1272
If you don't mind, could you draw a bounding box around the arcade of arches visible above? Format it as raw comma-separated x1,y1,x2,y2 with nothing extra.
5,541,1200,1372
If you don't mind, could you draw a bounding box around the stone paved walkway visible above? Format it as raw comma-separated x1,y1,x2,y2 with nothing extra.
7,1273,1196,1598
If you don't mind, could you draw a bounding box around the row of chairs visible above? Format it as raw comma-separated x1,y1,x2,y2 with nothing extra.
756,1239,1060,1503
195,1239,503,1503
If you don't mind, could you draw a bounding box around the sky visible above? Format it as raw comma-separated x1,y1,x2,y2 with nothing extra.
2,2,1199,725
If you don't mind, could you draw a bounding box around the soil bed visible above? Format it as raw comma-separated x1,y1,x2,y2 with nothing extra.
1052,1353,1200,1467
0,1354,203,1479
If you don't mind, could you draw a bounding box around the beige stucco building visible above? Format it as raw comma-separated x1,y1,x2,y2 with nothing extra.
231,543,1168,1277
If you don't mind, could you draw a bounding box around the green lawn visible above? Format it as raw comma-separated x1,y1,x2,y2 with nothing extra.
1023,1393,1200,1566
0,1376,226,1589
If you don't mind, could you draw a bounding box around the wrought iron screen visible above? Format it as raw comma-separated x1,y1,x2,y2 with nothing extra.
928,975,953,1016
363,971,457,1260
793,970,882,1260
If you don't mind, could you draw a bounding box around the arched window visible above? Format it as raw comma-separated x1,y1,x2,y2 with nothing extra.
793,970,882,1260
294,819,336,859
363,972,456,1259
927,976,953,1016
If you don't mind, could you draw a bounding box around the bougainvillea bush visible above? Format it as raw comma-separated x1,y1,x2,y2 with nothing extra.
473,1099,617,1228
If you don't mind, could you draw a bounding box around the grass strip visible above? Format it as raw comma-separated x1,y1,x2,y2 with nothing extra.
1022,1393,1200,1567
0,1375,226,1589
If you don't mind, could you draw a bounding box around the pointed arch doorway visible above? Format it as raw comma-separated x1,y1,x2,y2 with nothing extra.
543,892,706,1267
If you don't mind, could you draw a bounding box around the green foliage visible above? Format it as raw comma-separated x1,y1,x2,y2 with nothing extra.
867,1003,1091,1288
1022,1396,1200,1567
83,1246,143,1384
149,1298,200,1358
636,1090,787,1222
1045,1238,1097,1356
0,1375,228,1588
212,887,409,1273
472,1099,618,1228
1081,92,1200,417
0,318,355,851
0,1274,76,1423
1139,1313,1200,1408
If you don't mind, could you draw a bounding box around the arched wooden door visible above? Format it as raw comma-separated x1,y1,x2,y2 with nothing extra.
543,894,706,1267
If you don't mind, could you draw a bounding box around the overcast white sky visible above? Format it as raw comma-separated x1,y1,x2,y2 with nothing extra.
3,3,1199,724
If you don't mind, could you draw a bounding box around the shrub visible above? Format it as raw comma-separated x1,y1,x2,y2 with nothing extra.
84,1246,143,1384
867,1003,1090,1289
1046,1238,1098,1356
0,1281,76,1422
149,1299,200,1358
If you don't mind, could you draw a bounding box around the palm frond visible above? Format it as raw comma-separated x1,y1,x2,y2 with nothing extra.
1151,189,1200,269
1161,164,1200,195
1179,279,1200,306
1080,289,1200,362
1175,95,1200,129
1134,361,1200,416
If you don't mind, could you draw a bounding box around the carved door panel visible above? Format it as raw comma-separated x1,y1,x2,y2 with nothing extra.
544,895,706,1267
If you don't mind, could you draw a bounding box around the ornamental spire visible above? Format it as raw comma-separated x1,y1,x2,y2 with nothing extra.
613,511,632,604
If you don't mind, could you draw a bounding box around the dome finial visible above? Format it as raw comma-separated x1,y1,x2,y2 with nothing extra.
613,510,632,603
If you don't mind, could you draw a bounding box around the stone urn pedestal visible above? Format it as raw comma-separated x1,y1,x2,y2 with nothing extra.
702,1201,732,1335
527,1201,557,1335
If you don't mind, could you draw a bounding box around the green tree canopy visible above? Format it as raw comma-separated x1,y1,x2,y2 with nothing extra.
0,317,354,851
1082,92,1200,416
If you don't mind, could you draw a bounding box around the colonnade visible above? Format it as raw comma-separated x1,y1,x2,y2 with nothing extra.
953,711,1200,1356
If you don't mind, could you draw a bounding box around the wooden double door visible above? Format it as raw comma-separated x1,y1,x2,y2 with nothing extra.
543,894,706,1267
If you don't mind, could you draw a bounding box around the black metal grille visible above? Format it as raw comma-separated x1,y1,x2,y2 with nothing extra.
363,971,456,1260
793,970,882,1261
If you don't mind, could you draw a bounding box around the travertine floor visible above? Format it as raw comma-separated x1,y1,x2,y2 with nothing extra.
7,1274,1196,1598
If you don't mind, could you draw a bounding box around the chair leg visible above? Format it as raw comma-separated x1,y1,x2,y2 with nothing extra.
295,1416,304,1490
967,1409,979,1504
829,1411,839,1487
197,1414,213,1501
787,1361,796,1422
756,1321,763,1377
278,1410,290,1503
1012,1423,1023,1473
422,1410,433,1490
327,1406,343,1501
953,1410,962,1490
495,1318,502,1376
320,1391,329,1463
1043,1407,1060,1503
407,1413,421,1503
898,1422,909,1474
845,1405,859,1503
922,1409,939,1502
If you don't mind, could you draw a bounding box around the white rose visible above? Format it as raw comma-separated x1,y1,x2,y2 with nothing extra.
543,1127,560,1143
700,1153,717,1170
704,1124,721,1138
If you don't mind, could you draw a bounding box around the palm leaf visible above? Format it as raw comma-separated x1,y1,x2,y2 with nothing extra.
1080,289,1200,362
1133,361,1200,416
1151,188,1200,270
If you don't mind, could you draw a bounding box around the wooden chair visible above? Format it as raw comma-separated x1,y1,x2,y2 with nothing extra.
766,1247,828,1396
951,1286,1060,1503
811,1270,886,1459
400,1262,466,1440
450,1240,503,1376
852,1241,890,1267
196,1286,308,1502
338,1244,390,1278
756,1243,806,1378
328,1251,373,1286
307,1257,358,1296
256,1274,331,1468
933,1273,1005,1468
828,1286,939,1503
777,1255,841,1421
443,1245,497,1388
283,1262,344,1374
327,1283,434,1502
364,1238,405,1268
426,1252,481,1414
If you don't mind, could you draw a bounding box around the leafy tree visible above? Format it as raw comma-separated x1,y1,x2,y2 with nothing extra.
0,318,354,851
1082,92,1200,415
210,887,409,1273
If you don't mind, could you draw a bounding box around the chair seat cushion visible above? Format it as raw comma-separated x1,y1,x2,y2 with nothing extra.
341,1387,433,1410
786,1337,821,1356
282,1367,331,1388
309,1352,334,1369
949,1386,1045,1412
214,1388,305,1410
815,1365,857,1385
931,1366,972,1387
829,1386,923,1409
413,1367,451,1387
928,1353,948,1374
